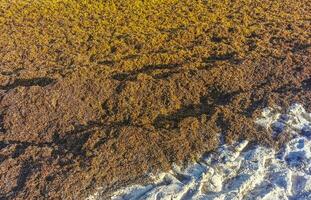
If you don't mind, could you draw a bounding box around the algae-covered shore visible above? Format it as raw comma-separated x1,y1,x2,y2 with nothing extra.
0,0,310,199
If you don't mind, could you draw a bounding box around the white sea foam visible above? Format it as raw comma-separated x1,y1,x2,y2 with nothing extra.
88,104,311,200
